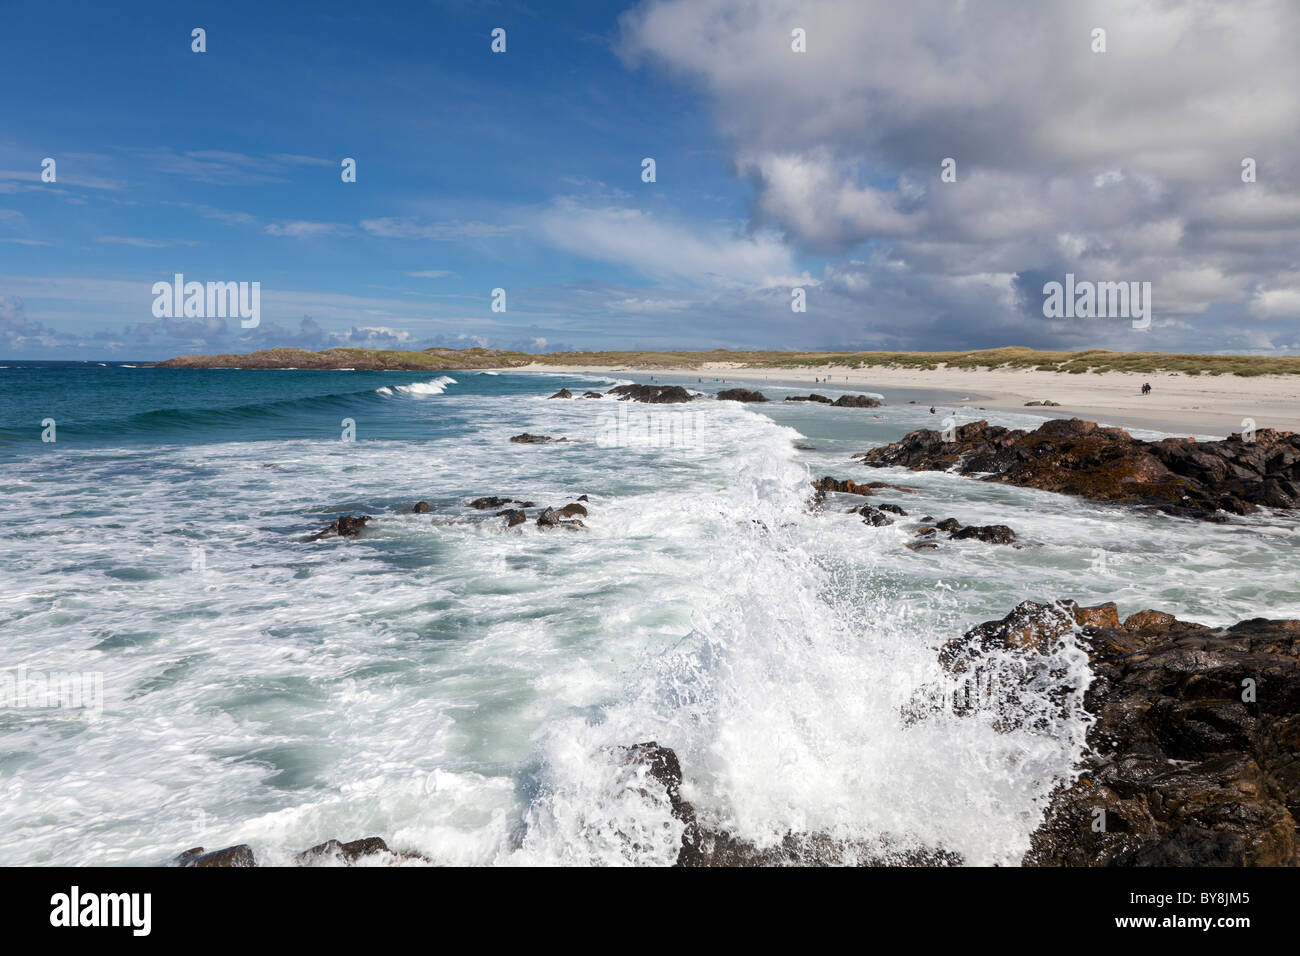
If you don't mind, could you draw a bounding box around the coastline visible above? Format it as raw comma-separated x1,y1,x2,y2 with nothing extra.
500,361,1300,437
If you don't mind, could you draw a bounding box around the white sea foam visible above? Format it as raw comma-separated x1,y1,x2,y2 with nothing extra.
0,379,1295,867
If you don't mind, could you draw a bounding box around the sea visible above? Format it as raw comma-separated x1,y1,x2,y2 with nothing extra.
2,362,1297,865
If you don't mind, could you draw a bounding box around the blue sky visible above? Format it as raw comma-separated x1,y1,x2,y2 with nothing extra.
3,0,1299,359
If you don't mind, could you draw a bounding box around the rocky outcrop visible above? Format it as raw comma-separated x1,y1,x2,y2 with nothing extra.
174,836,423,867
858,504,895,526
607,384,695,404
908,516,1017,547
537,506,585,529
940,600,1300,866
716,388,768,402
510,433,569,443
581,391,604,399
951,524,1017,544
548,388,573,399
833,394,884,408
412,501,430,513
785,394,833,404
310,515,371,540
497,508,528,527
856,418,1300,520
1024,400,1061,407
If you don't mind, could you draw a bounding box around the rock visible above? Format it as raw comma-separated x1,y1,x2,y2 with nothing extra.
618,742,960,866
833,394,884,408
175,844,255,867
558,503,588,518
938,600,1300,866
581,391,604,399
855,418,1300,520
1024,400,1061,407
607,383,695,404
510,433,568,443
877,503,907,515
177,836,424,868
859,504,895,526
470,496,512,509
576,494,589,502
296,837,416,865
914,526,937,537
537,506,584,529
548,388,573,399
934,518,962,532
785,394,833,404
310,515,371,540
412,501,430,514
950,524,1016,544
716,388,769,402
812,476,919,497
497,509,528,527
907,540,940,551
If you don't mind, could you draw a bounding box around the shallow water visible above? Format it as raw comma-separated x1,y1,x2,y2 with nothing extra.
1,365,1296,865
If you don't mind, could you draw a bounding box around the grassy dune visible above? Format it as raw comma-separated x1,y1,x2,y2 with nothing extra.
153,345,1300,376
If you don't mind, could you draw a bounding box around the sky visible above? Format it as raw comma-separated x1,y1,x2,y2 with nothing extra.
1,0,1298,360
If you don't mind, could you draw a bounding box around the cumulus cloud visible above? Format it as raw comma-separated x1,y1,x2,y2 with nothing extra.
619,0,1300,350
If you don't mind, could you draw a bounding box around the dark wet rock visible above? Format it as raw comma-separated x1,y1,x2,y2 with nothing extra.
412,501,430,514
939,599,1300,866
576,494,589,502
537,506,584,529
470,496,511,509
716,388,769,402
310,515,371,540
558,502,588,518
907,540,940,551
950,524,1017,544
510,433,568,443
914,526,937,537
859,504,895,527
607,383,694,404
833,394,884,408
934,518,962,532
1024,400,1061,407
177,836,424,867
296,836,424,865
548,388,573,399
855,418,1300,520
497,509,528,527
581,391,604,399
785,394,833,404
175,844,255,868
812,476,918,497
921,515,934,522
877,503,907,516
618,742,961,866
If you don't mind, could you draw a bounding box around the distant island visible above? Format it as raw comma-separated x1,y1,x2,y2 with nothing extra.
148,345,1300,377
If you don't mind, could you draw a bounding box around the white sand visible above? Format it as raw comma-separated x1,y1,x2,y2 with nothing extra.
504,361,1300,437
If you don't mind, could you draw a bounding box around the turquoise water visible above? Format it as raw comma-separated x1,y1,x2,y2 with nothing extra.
1,365,1297,865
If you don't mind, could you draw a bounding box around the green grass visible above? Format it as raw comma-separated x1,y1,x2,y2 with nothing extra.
154,345,1300,376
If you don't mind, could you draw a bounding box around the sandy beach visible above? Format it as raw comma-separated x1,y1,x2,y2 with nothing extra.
509,361,1300,437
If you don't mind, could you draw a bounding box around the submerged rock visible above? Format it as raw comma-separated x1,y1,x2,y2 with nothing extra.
855,418,1300,520
858,504,895,526
716,388,768,402
548,388,573,399
785,394,833,404
950,524,1016,544
412,501,430,514
537,506,585,529
310,515,371,540
470,496,533,510
581,391,604,399
607,383,695,404
510,433,568,443
175,836,423,867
